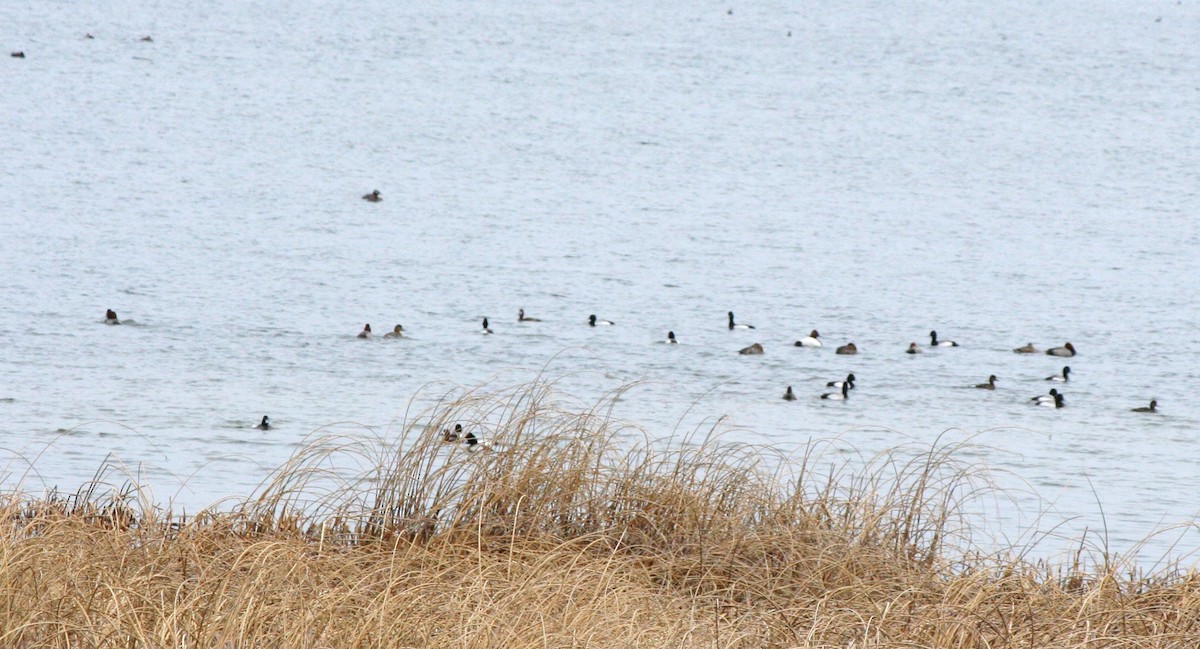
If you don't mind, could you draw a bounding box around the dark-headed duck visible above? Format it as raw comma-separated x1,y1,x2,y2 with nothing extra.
362,190,382,202
105,309,120,325
975,375,997,390
906,342,921,354
821,383,850,400
827,373,856,389
783,386,796,401
588,314,614,326
357,324,372,338
666,331,677,344
518,308,542,322
481,318,493,334
835,342,857,355
727,311,755,330
1046,366,1070,382
1046,342,1076,357
738,342,764,355
1031,388,1060,404
794,330,821,347
1132,400,1158,413
929,330,958,347
256,415,270,430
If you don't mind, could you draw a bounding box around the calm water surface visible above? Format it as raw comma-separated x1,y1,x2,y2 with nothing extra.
3,0,1199,563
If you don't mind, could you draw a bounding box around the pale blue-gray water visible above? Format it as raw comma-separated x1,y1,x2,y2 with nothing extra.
3,0,1198,564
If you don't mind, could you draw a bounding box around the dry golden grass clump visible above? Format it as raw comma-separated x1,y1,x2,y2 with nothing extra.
2,381,1199,647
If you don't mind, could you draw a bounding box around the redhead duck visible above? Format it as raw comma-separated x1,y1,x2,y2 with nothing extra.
975,375,997,390
727,311,755,330
362,190,381,202
929,330,958,347
104,309,120,325
905,342,921,354
357,324,372,338
835,342,857,355
794,330,821,347
738,343,764,355
1046,342,1076,357
588,314,614,326
1131,400,1158,413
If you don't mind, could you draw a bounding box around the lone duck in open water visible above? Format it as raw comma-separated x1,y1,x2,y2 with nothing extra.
929,330,958,347
357,324,372,338
975,375,997,390
256,416,270,430
727,311,754,330
105,309,120,325
588,314,614,326
481,318,493,334
1131,400,1158,413
518,308,542,322
666,331,677,344
783,386,796,401
362,190,382,202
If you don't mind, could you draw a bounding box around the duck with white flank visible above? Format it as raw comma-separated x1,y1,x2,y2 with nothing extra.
1046,342,1076,357
1031,388,1061,405
794,330,821,347
1046,366,1070,382
666,331,677,344
256,416,270,430
929,330,958,347
481,318,493,334
727,311,754,330
821,382,850,400
827,373,855,389
105,309,121,325
588,314,614,326
357,324,372,338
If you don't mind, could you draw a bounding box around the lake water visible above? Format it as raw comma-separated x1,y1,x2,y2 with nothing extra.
3,0,1198,564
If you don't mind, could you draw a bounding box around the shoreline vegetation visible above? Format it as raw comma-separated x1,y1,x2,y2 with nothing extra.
3,382,1198,647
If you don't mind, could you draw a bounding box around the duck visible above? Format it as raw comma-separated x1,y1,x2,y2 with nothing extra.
464,431,478,446
1031,388,1060,403
11,51,25,58
1046,366,1070,382
821,383,850,401
140,35,153,42
727,311,755,330
1131,400,1158,413
256,415,270,430
835,342,857,355
826,373,856,389
783,386,796,401
383,324,404,339
905,342,921,354
518,308,542,322
1038,392,1065,408
357,324,372,338
104,309,121,325
666,331,677,344
481,318,493,334
362,190,382,202
1046,342,1076,357
738,343,764,355
975,375,997,390
443,423,463,442
588,314,614,326
1013,343,1037,354
929,330,958,347
794,330,822,347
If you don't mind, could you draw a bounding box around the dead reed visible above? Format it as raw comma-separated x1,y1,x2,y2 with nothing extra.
2,380,1198,647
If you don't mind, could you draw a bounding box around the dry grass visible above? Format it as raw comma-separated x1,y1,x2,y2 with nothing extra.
2,381,1199,648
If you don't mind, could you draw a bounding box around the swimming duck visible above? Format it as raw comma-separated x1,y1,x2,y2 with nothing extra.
1131,400,1158,413
835,342,857,355
383,324,404,338
826,373,856,389
140,35,153,42
1046,366,1070,382
738,343,764,355
906,342,921,354
783,386,796,401
357,324,372,338
105,309,120,325
1046,342,1076,357
929,330,958,347
256,415,270,430
588,314,614,326
1031,388,1060,403
821,383,850,400
794,330,822,347
1038,392,1065,408
975,375,997,390
464,431,478,446
666,331,677,344
1013,343,1037,354
11,51,25,58
518,308,542,322
727,311,754,330
443,423,463,442
362,190,382,202
481,318,493,334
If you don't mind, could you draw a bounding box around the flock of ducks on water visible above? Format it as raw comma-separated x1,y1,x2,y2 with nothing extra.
103,307,1161,437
